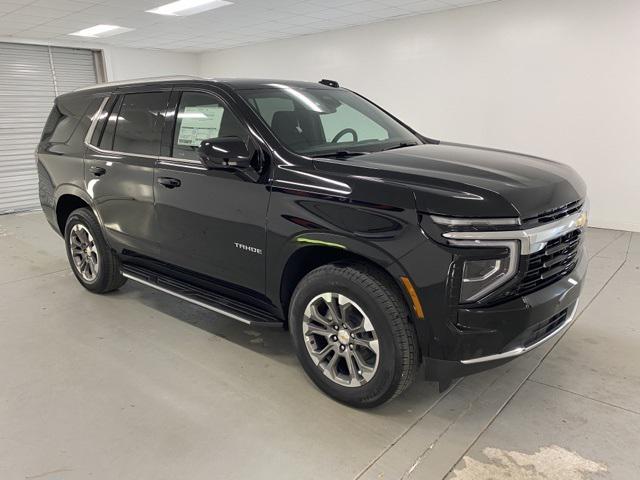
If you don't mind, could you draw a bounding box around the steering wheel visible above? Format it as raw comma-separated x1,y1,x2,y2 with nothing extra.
331,128,358,144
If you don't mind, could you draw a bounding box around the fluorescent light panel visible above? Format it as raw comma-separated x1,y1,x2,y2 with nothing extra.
147,0,233,16
69,24,133,38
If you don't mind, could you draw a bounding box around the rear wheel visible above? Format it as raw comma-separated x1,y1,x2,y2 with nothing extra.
289,263,419,408
64,208,126,293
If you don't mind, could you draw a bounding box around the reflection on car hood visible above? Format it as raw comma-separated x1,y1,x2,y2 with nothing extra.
314,142,586,219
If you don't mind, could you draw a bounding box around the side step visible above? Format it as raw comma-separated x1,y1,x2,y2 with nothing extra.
121,264,283,328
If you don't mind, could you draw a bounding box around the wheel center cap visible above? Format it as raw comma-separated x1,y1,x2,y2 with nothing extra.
337,329,350,345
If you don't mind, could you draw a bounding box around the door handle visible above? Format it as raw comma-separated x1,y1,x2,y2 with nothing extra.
90,166,106,176
157,177,181,189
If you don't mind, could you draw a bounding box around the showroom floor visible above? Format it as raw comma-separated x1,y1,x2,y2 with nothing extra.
0,211,638,480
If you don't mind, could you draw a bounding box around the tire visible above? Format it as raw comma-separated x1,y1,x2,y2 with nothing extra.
289,263,419,408
64,208,126,293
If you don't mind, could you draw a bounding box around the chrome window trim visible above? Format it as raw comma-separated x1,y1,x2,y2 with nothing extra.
86,142,159,160
83,87,264,171
431,215,521,227
460,300,579,364
84,96,201,164
158,155,201,165
84,96,109,146
443,207,587,255
158,158,207,170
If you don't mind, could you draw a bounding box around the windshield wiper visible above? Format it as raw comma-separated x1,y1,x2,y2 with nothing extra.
382,142,419,151
311,150,370,159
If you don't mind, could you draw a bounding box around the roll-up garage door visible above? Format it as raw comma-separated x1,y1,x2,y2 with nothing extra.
0,42,102,214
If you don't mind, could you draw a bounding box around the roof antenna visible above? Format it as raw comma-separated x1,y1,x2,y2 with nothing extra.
319,79,339,88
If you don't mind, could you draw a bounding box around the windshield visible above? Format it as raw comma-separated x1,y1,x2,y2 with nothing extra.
239,85,421,157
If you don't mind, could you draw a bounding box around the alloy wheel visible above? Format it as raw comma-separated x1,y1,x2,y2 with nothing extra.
69,223,99,282
302,292,379,387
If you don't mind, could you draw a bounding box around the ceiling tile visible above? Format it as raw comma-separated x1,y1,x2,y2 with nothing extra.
29,0,92,11
0,0,33,8
0,13,45,26
339,1,390,14
276,14,327,26
403,0,450,12
0,3,22,14
440,0,498,5
0,0,504,51
0,21,35,34
12,5,71,19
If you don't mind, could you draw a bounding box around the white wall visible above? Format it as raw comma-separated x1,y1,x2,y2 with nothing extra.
103,46,199,81
198,0,640,232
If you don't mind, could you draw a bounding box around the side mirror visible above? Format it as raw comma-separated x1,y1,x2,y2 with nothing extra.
197,136,251,170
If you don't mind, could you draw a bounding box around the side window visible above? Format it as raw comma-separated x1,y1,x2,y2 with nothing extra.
319,103,389,143
112,92,168,156
172,92,248,161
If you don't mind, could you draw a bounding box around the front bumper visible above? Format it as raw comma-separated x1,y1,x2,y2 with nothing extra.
424,246,586,380
460,299,579,365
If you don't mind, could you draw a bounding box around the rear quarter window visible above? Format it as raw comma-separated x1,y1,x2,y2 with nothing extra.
41,95,94,144
41,105,63,141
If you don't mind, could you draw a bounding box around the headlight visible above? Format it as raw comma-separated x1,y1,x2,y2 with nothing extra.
426,200,588,303
451,240,519,303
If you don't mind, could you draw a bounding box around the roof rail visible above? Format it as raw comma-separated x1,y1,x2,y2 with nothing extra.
73,75,206,93
319,79,339,88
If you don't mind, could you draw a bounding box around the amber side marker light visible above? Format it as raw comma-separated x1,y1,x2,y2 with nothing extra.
400,276,425,319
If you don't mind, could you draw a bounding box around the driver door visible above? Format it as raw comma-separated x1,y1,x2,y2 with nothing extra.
153,87,269,294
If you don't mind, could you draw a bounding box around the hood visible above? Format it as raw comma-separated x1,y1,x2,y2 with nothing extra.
313,143,586,219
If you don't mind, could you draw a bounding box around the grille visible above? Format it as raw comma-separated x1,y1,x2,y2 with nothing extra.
523,308,568,347
523,200,583,225
518,228,583,296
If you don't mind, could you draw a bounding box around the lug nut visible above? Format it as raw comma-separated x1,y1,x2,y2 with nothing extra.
331,335,338,341
350,333,355,338
340,345,345,351
333,325,339,330
349,344,353,350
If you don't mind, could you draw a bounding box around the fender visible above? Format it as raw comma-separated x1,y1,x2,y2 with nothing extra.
53,183,109,244
54,183,93,207
267,230,421,324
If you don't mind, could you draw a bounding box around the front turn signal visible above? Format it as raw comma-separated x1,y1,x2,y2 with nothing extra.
400,276,425,319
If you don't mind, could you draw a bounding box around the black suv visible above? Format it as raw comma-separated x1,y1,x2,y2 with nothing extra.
37,76,587,407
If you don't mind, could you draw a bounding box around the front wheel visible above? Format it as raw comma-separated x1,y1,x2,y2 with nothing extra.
289,263,419,408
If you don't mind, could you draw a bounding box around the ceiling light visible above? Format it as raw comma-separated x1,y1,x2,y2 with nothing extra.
147,0,232,16
69,25,133,38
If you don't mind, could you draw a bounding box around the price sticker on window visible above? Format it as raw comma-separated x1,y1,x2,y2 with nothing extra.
177,105,224,146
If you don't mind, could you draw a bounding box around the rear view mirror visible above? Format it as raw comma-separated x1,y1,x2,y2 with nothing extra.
197,136,251,170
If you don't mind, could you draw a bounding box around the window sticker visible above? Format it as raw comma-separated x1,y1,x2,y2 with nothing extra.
177,105,224,146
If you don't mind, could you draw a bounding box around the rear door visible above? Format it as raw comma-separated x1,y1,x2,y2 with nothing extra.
153,86,269,294
85,86,170,256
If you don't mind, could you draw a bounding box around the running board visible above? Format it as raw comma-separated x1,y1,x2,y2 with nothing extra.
121,264,283,328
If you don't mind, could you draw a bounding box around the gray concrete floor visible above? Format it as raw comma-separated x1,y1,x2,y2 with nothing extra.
0,211,638,480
